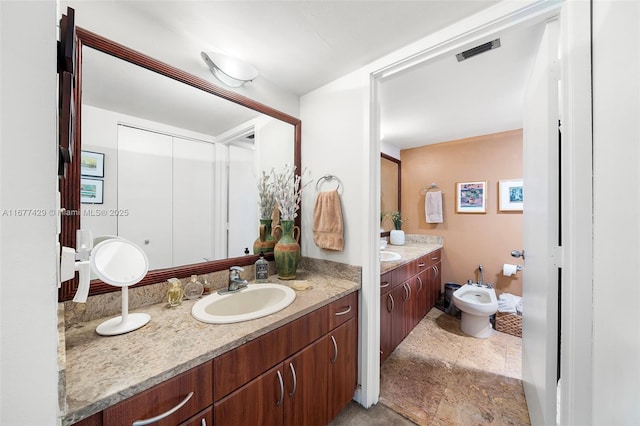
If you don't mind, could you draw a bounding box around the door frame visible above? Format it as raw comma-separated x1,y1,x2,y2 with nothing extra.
367,1,593,423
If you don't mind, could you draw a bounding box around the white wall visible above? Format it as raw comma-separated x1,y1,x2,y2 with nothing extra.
0,1,60,424
592,1,640,423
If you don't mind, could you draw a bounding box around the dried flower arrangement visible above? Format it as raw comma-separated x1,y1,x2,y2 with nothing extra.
257,170,276,220
272,164,308,221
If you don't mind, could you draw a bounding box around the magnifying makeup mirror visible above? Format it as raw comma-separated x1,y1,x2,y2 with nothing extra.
90,238,150,335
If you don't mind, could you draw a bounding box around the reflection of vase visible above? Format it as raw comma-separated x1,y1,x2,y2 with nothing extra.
390,229,405,246
253,219,276,254
273,220,300,280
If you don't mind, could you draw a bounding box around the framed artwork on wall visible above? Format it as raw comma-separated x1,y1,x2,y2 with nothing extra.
499,179,524,212
80,150,105,178
456,180,487,214
80,178,103,204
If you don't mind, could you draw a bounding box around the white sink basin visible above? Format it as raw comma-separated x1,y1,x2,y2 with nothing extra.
191,283,296,324
380,251,401,262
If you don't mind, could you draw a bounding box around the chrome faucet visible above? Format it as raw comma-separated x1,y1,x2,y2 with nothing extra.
477,264,483,287
219,266,248,294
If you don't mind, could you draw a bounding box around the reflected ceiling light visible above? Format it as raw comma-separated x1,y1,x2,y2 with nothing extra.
201,51,258,88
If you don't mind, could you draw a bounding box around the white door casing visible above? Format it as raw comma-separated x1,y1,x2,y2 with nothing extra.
521,18,560,426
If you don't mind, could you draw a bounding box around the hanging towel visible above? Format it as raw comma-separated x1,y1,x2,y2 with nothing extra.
425,191,443,223
313,190,344,251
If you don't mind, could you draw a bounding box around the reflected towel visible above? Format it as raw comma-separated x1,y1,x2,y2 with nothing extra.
425,191,443,223
313,190,344,251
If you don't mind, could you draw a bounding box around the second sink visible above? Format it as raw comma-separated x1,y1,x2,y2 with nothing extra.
191,283,296,324
380,251,401,262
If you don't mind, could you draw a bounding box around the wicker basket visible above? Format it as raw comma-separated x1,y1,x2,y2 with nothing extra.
495,312,522,337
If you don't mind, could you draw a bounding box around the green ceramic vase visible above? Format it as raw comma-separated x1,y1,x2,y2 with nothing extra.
273,220,300,280
253,219,276,254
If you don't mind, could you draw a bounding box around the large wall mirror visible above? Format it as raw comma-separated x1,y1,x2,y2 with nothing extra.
59,27,301,301
380,153,401,235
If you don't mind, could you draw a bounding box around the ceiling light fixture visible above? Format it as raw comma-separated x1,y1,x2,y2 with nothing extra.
201,51,258,88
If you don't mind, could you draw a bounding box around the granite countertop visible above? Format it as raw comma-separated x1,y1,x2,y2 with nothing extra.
380,241,443,274
61,271,360,425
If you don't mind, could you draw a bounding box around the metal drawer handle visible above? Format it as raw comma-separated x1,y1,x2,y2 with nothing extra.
201,419,206,426
417,276,423,292
387,294,394,312
276,370,284,406
434,265,439,278
288,362,297,397
432,256,439,260
132,391,193,425
330,335,338,364
403,283,409,301
335,306,352,316
380,281,390,288
408,284,412,299
418,262,426,268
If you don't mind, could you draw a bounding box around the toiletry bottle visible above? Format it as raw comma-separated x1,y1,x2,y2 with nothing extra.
255,251,269,283
184,275,204,300
167,278,184,307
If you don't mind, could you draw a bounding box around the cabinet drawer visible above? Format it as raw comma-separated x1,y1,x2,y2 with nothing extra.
380,271,393,294
393,262,415,286
328,292,358,330
214,307,327,400
425,249,441,267
102,362,212,426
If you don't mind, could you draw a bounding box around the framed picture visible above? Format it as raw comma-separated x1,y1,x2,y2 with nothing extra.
80,178,103,204
456,181,487,214
80,150,105,178
499,179,524,212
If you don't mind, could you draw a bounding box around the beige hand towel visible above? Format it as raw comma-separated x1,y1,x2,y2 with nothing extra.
313,190,344,251
425,191,443,223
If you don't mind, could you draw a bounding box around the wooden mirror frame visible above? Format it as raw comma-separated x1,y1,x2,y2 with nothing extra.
380,153,401,238
59,27,301,301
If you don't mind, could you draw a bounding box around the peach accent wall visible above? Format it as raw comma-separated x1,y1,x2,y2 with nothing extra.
400,129,523,296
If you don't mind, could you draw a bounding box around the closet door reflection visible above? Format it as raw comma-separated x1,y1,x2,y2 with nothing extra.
172,136,215,266
118,126,173,269
117,125,217,270
228,145,258,257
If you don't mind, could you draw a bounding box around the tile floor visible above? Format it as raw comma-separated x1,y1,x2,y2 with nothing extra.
331,308,529,426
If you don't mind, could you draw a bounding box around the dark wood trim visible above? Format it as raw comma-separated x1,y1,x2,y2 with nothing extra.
59,25,301,301
380,153,401,237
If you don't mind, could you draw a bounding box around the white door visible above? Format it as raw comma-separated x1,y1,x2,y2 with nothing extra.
521,19,560,426
117,125,174,270
227,145,258,258
172,137,215,266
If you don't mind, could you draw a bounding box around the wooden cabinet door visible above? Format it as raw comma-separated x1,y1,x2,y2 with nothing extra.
391,283,407,349
380,289,394,364
327,318,358,420
284,339,328,426
417,269,430,317
432,262,442,307
179,406,212,426
103,362,212,426
214,364,284,426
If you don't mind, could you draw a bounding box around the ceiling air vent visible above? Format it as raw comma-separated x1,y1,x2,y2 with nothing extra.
455,38,501,62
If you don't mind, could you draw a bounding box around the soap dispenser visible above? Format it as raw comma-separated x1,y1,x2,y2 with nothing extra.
255,251,269,283
167,278,184,307
184,275,204,300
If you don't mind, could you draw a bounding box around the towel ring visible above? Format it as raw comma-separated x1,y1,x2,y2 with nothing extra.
316,174,343,194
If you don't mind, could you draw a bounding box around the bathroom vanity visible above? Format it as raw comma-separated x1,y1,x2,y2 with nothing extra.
61,274,359,426
379,242,442,364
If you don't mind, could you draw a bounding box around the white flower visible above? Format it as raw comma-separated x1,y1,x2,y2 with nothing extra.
257,170,276,220
272,164,308,221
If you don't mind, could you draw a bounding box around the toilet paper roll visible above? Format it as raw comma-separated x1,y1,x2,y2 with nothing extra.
503,263,518,276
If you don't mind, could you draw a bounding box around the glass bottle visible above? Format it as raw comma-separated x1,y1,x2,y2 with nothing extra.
184,275,204,300
255,251,269,283
167,278,183,307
